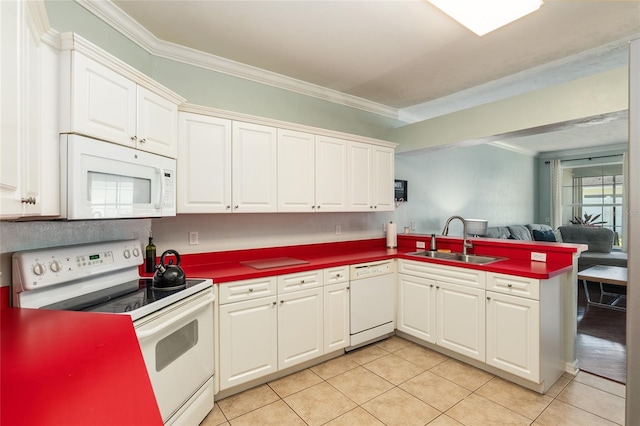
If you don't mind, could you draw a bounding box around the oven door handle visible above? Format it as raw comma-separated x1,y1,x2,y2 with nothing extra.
135,294,214,340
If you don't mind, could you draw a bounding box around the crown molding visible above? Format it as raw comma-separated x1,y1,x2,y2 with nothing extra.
74,0,400,120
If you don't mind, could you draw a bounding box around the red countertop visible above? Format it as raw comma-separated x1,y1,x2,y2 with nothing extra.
154,236,586,283
1,308,163,426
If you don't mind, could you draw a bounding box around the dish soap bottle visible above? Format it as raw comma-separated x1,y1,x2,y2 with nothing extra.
145,232,156,273
429,234,437,251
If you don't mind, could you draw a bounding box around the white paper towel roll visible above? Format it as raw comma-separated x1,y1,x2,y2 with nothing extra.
386,222,397,248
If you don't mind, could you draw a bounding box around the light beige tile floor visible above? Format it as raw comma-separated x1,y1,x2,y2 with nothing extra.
202,336,626,426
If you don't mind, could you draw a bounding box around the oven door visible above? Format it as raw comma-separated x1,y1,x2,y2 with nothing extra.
61,134,176,219
135,288,214,423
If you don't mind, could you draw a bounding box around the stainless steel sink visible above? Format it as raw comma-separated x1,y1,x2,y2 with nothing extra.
406,251,505,265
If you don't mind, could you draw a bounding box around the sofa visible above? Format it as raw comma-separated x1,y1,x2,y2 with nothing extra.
484,224,627,271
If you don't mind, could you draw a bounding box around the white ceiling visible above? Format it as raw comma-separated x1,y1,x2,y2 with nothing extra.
96,0,640,153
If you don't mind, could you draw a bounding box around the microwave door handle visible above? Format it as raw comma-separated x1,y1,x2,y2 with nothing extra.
156,168,166,210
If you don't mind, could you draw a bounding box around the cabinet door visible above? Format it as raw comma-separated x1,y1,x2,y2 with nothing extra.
486,291,540,382
436,281,485,361
315,136,348,212
71,52,137,146
347,141,373,211
324,282,350,353
136,86,178,158
277,129,316,212
219,296,278,390
232,122,277,212
372,145,395,211
177,113,232,213
397,274,436,343
1,2,58,218
278,287,324,369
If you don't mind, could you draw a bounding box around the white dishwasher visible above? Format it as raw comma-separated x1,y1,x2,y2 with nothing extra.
348,260,395,350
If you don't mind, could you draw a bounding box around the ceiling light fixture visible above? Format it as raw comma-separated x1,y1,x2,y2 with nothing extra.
428,0,544,36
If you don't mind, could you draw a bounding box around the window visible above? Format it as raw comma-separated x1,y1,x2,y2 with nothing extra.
561,163,624,247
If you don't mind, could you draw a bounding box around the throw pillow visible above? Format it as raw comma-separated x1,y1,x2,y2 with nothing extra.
533,229,557,242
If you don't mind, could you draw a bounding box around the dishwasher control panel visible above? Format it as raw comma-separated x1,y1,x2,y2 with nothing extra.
350,260,394,279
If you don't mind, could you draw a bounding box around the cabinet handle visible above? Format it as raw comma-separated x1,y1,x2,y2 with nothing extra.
130,136,137,142
248,288,253,292
347,286,350,290
280,300,284,304
336,274,341,278
507,284,513,288
226,205,231,209
430,284,434,288
317,206,321,209
21,197,36,205
312,205,315,210
436,286,440,289
487,297,491,301
140,138,146,144
300,280,305,284
272,301,276,306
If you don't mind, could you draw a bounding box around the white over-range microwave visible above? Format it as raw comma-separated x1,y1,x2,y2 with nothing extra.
60,134,176,220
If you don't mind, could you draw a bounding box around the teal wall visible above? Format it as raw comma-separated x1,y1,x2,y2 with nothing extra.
394,143,537,235
44,0,404,139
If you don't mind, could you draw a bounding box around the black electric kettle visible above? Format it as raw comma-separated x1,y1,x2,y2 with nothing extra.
153,249,186,290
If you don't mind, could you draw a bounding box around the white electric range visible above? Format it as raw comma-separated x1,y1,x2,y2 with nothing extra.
11,239,215,425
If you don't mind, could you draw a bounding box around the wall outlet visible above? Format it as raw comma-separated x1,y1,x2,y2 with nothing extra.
531,252,546,262
416,241,426,249
189,231,199,245
335,225,341,235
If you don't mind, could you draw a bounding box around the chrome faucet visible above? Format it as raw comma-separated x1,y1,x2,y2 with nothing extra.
441,215,473,256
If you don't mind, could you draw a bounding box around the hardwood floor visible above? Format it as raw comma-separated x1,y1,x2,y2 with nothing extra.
576,280,627,384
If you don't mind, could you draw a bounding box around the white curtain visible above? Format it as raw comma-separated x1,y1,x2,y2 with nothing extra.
550,159,562,229
622,152,629,252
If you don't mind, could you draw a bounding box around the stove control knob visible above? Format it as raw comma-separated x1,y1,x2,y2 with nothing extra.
132,247,140,257
50,261,62,273
123,249,131,259
32,263,45,276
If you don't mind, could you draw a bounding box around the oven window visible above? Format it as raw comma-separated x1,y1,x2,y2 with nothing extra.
155,319,199,372
88,171,152,217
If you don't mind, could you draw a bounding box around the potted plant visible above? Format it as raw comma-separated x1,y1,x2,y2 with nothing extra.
569,213,606,227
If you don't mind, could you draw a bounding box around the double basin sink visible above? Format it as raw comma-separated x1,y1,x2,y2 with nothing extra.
406,250,505,265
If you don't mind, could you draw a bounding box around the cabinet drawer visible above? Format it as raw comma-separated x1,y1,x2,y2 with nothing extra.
398,259,485,289
219,276,277,304
324,265,349,285
486,272,539,300
278,269,323,293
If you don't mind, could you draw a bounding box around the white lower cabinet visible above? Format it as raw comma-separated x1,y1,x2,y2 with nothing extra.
398,260,564,392
436,281,485,362
397,274,436,343
324,282,350,352
219,295,278,390
486,290,540,381
278,287,324,369
218,267,350,392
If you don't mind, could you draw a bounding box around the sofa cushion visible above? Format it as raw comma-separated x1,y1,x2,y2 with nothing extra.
532,229,557,242
558,226,614,253
507,225,533,240
577,251,628,271
485,226,511,239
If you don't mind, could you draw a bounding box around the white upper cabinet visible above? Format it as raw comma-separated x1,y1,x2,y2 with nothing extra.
315,135,349,212
59,43,182,158
232,121,278,212
347,141,373,211
372,145,395,211
347,142,395,212
177,113,232,213
1,1,60,219
277,129,316,212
